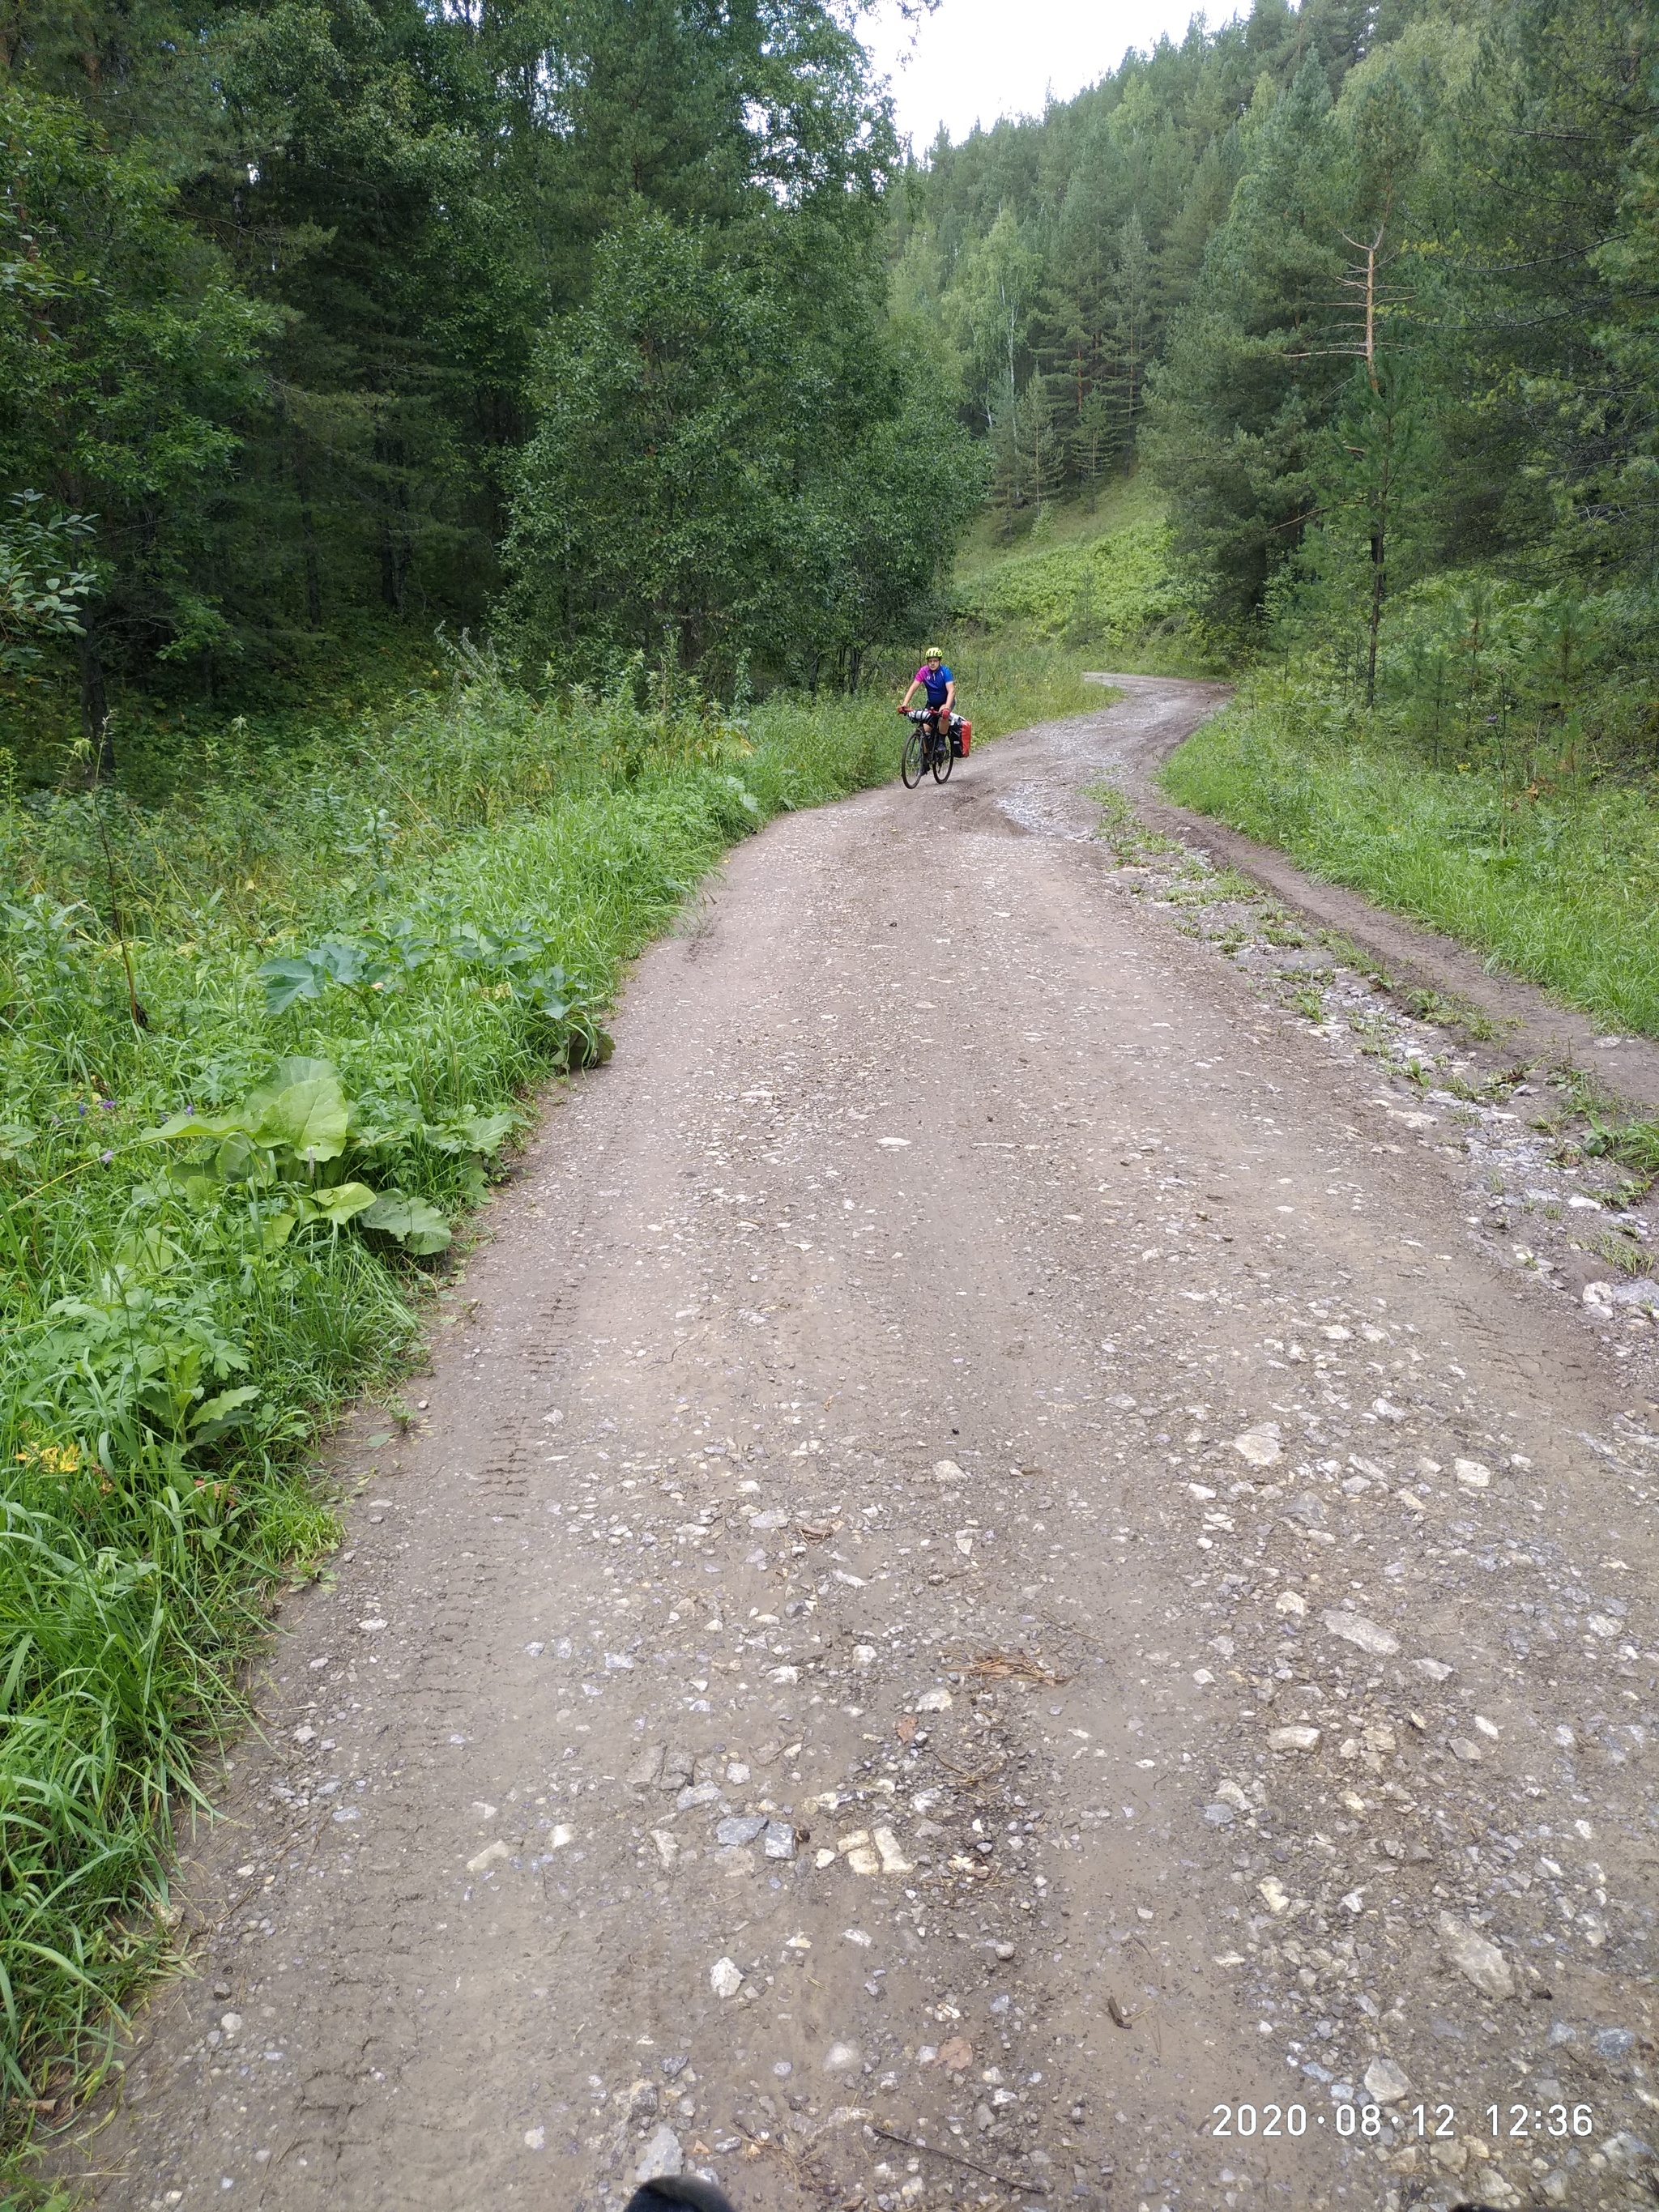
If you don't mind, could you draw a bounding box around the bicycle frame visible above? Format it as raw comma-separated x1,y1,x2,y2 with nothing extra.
906,705,950,759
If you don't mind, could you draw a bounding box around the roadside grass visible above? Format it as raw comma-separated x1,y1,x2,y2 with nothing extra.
1162,668,1659,1038
0,641,1092,2169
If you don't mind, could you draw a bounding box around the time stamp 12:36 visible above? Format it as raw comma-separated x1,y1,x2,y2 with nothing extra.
1208,2101,1598,2142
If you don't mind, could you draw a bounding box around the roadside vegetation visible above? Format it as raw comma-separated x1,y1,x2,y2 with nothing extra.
1164,619,1659,1037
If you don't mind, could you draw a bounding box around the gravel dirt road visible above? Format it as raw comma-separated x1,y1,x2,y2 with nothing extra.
65,680,1659,2212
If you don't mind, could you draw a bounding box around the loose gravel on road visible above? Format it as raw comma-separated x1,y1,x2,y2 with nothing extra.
60,680,1659,2212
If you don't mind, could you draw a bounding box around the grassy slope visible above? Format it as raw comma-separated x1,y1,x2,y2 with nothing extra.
0,642,1093,2155
947,473,1226,676
952,472,1156,578
1163,668,1659,1038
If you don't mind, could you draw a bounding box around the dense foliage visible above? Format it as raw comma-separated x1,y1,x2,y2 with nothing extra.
0,0,979,759
502,206,979,690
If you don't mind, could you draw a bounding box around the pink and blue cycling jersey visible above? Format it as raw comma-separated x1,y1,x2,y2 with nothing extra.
915,663,953,709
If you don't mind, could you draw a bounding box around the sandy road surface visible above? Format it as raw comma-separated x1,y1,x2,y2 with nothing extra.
66,681,1659,2212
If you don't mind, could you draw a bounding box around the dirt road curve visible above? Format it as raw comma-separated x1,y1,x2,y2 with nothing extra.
68,680,1658,2212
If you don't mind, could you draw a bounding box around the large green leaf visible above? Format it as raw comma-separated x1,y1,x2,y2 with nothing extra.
258,941,382,1016
423,1110,517,1157
112,1230,181,1277
190,1385,262,1442
360,1191,451,1254
305,1181,378,1225
257,956,329,1016
462,1110,517,1154
140,1105,247,1144
142,1059,348,1154
244,1057,341,1110
247,1061,351,1162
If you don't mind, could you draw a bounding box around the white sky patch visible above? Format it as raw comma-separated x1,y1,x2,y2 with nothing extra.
865,0,1244,150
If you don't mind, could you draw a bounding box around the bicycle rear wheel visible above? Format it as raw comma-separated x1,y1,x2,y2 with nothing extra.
901,729,925,788
932,728,954,782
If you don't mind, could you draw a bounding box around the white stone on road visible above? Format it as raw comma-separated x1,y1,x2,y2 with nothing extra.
1321,1609,1399,1658
1438,1914,1516,2000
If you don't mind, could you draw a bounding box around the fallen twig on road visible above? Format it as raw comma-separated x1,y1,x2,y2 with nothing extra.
872,2120,1034,2193
930,1748,1007,1787
953,1648,1073,1686
736,2122,842,2206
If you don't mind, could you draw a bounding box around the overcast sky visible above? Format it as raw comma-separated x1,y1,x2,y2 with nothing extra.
864,0,1241,149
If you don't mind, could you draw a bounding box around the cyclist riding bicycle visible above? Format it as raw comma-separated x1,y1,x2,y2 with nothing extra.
899,649,956,753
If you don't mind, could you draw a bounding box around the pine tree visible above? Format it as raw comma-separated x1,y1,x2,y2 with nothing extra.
986,373,1026,542
1102,213,1158,454
1024,376,1065,520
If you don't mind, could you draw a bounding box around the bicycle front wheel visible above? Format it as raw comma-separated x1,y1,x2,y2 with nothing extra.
901,729,925,788
932,731,954,782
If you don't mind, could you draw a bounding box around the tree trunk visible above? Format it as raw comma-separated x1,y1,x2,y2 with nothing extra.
279,387,324,629
376,428,411,614
295,438,322,629
379,514,405,614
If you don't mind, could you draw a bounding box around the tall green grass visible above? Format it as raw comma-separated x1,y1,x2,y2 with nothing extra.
0,639,1093,2157
1163,663,1659,1034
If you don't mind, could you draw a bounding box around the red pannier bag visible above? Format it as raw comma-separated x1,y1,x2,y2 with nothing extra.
951,717,971,758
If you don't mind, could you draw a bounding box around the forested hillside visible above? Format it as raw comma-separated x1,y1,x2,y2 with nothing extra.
10,0,1651,744
898,0,1401,534
906,0,1653,654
